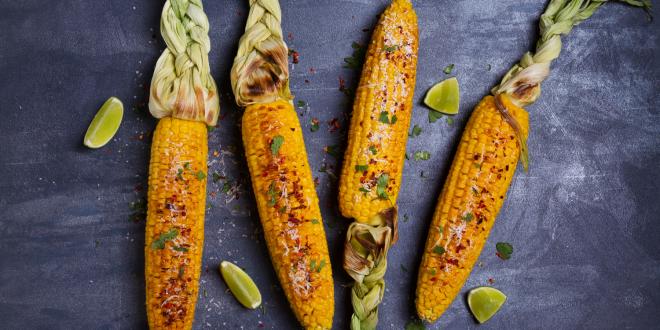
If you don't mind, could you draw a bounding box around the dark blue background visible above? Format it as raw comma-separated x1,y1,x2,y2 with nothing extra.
1,0,658,329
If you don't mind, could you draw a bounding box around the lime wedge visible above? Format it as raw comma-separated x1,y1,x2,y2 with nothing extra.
220,261,262,309
468,286,507,323
424,77,460,115
84,97,124,148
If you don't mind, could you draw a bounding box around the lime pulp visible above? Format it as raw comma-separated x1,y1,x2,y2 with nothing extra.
220,261,262,309
467,286,507,323
83,97,124,148
424,77,460,115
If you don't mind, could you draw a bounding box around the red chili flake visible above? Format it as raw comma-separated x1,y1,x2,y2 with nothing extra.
289,217,301,224
455,244,466,253
313,177,320,187
488,278,495,285
287,32,294,41
134,184,144,193
338,76,346,92
309,67,316,74
209,191,217,198
291,51,300,64
328,118,340,133
447,259,459,266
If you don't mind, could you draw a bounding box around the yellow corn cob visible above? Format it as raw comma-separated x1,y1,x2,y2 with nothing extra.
414,0,648,323
145,117,209,329
339,1,418,329
145,0,219,329
415,95,528,322
242,100,334,329
339,0,418,225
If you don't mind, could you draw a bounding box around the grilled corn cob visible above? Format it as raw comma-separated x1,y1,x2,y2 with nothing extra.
415,94,527,321
415,0,650,322
340,0,418,329
145,0,219,328
230,1,334,328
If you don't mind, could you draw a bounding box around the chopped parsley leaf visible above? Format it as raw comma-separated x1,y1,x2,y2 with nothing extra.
368,145,378,155
391,114,398,124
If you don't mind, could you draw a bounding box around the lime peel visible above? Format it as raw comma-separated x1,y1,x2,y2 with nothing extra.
467,286,507,323
219,261,262,309
424,77,460,115
84,97,124,148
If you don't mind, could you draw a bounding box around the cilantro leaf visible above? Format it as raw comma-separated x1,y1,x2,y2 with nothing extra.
433,246,446,255
195,170,206,181
496,242,513,260
376,174,389,199
368,145,378,155
355,164,369,172
443,63,455,74
414,151,431,161
270,135,284,155
410,125,422,137
151,229,179,250
428,110,443,123
462,212,474,222
378,111,390,124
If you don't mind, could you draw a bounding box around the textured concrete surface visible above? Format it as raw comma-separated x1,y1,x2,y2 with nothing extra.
0,0,658,329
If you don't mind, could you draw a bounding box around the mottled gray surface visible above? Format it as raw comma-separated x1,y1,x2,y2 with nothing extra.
0,0,658,329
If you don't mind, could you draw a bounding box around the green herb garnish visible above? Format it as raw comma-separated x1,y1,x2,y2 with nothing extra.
462,212,474,222
151,229,179,250
173,246,189,252
195,170,206,181
376,174,389,199
297,100,306,108
343,42,366,69
414,151,431,161
428,110,443,123
270,135,284,155
355,164,369,172
368,145,378,155
433,246,446,255
311,219,320,224
410,125,422,137
443,63,455,74
379,111,390,124
267,181,277,206
496,242,513,260
383,45,400,53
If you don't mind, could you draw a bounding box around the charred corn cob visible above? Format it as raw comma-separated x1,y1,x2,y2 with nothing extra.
145,0,219,329
415,0,650,322
340,0,418,329
230,1,334,328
